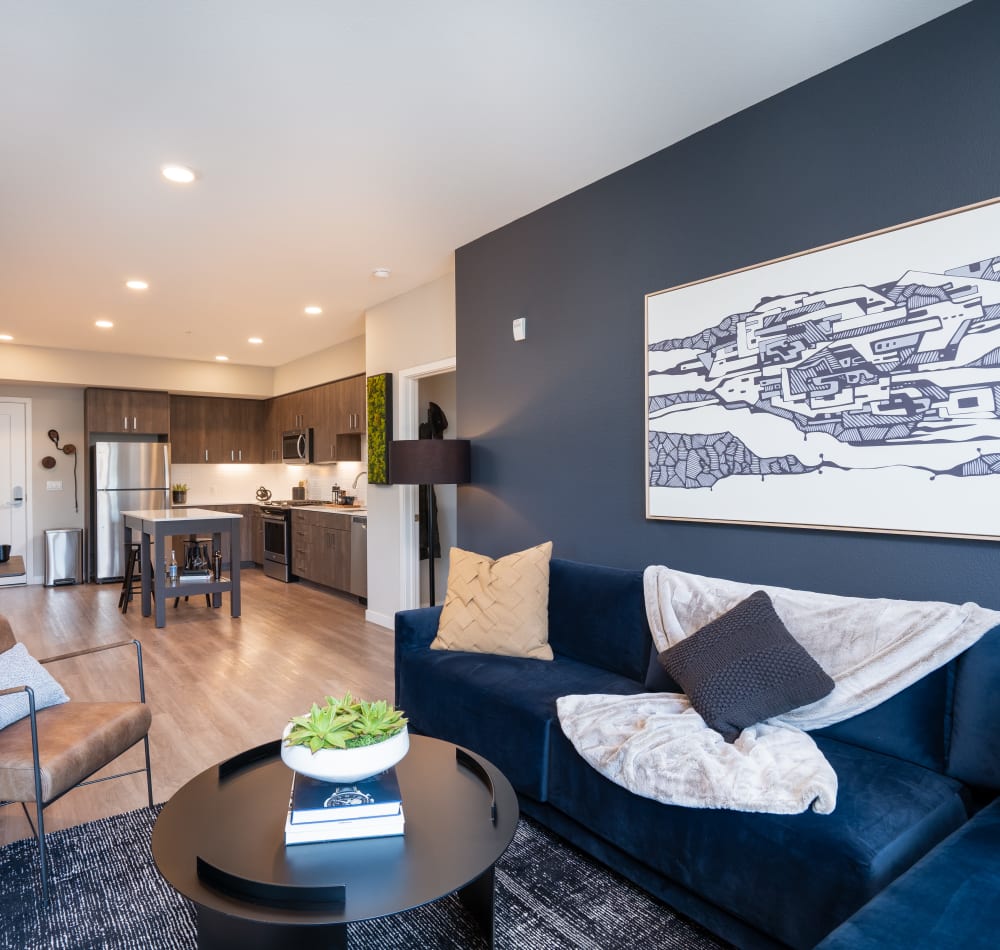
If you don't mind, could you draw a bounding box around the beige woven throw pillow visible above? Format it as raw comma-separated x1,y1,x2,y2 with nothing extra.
432,542,554,660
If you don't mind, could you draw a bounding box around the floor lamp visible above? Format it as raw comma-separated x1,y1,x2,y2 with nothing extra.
389,438,471,607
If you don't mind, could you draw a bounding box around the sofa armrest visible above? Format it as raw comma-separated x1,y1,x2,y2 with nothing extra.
394,606,442,705
395,607,442,652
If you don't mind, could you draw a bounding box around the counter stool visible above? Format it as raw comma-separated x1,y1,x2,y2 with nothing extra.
118,543,151,614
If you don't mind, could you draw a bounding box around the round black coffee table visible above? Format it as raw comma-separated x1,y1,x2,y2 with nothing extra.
152,734,519,949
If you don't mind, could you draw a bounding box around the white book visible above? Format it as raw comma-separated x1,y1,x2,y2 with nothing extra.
283,805,404,845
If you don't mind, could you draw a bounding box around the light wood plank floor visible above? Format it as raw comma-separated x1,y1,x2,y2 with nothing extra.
0,568,395,847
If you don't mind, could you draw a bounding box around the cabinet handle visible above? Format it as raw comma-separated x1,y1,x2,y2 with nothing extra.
123,416,128,430
205,449,209,462
133,416,138,430
238,449,242,462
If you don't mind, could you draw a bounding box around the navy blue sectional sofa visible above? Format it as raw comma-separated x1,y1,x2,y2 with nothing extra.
394,558,1000,949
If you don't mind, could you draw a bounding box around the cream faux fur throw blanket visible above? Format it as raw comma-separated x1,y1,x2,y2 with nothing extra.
556,566,1000,815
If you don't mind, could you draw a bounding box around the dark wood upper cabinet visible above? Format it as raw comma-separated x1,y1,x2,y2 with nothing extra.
86,388,170,435
169,395,265,463
168,375,364,464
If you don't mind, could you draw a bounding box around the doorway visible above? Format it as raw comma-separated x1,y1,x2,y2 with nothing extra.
0,399,31,586
396,357,456,610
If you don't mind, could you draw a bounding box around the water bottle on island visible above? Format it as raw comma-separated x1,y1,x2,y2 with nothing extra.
169,550,178,581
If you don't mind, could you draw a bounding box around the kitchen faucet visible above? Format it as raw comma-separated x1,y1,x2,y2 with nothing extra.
352,471,367,489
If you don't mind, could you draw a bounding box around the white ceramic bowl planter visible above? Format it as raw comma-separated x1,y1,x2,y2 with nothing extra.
280,723,410,783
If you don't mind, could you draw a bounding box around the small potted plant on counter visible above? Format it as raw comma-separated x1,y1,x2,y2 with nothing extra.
171,483,189,505
281,693,409,783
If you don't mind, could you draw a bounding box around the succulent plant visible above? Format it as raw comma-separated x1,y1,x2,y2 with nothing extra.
285,693,407,753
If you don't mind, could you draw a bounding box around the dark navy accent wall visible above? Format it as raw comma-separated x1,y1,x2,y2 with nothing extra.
455,1,1000,608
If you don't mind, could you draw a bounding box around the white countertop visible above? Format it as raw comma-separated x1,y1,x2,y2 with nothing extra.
122,508,244,521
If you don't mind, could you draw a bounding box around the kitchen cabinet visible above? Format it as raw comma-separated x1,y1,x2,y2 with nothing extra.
220,398,265,463
85,388,170,435
169,396,211,463
337,375,367,435
264,391,308,462
291,510,313,579
172,374,365,464
247,505,263,565
169,396,265,463
310,383,339,464
291,509,351,590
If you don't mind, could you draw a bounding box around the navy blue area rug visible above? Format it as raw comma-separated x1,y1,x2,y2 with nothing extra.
0,806,728,949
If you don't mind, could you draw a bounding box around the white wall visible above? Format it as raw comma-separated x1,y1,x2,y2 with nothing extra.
0,343,274,397
0,335,366,399
364,273,456,627
0,384,85,584
272,336,365,396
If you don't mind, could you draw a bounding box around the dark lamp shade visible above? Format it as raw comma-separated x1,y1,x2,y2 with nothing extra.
389,439,471,485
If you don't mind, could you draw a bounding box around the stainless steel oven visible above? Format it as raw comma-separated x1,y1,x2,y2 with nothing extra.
261,505,296,582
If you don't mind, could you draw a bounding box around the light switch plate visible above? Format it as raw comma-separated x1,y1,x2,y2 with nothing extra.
46,480,63,491
512,316,526,341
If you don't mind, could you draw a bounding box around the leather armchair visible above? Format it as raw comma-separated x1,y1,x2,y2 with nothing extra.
0,616,153,901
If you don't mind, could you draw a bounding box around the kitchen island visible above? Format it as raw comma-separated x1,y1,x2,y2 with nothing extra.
122,508,242,628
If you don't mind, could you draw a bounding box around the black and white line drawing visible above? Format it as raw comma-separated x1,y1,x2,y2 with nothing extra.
645,198,1000,539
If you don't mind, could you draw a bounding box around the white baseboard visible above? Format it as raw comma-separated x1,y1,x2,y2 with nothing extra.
365,608,394,629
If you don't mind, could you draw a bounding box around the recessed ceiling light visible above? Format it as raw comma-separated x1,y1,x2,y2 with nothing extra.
95,319,114,329
215,355,229,362
0,334,12,342
125,279,149,291
372,267,392,279
248,337,263,344
161,164,197,184
304,306,322,315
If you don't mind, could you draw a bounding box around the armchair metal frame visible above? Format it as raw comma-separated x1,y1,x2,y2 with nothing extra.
0,638,153,902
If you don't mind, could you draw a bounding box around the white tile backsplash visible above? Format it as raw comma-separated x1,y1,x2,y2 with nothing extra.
172,459,368,506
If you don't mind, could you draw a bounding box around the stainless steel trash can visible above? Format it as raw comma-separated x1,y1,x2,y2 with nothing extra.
44,528,83,586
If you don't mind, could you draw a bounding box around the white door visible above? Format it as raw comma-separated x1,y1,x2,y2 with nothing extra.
0,400,29,586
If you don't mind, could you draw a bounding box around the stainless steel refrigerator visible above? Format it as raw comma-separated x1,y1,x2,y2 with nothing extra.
91,441,171,582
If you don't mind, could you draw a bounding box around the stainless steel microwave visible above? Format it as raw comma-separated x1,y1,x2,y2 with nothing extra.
282,428,313,464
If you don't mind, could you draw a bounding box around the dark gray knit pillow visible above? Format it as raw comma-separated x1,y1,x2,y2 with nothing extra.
658,590,834,742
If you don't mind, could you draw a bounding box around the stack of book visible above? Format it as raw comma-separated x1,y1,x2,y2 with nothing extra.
283,768,404,845
180,568,212,581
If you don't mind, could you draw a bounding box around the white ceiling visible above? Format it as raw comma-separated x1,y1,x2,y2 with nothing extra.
0,1,968,369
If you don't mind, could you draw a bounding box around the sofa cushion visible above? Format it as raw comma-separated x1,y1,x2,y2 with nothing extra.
547,728,968,950
658,590,834,742
0,701,151,802
432,542,553,660
815,795,1000,949
948,624,1000,790
396,647,645,801
813,664,951,772
547,559,650,682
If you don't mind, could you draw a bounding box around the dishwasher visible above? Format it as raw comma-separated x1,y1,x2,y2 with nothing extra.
350,515,367,601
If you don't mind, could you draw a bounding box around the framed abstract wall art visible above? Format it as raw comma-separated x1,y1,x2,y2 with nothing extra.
646,196,1000,540
367,372,393,484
